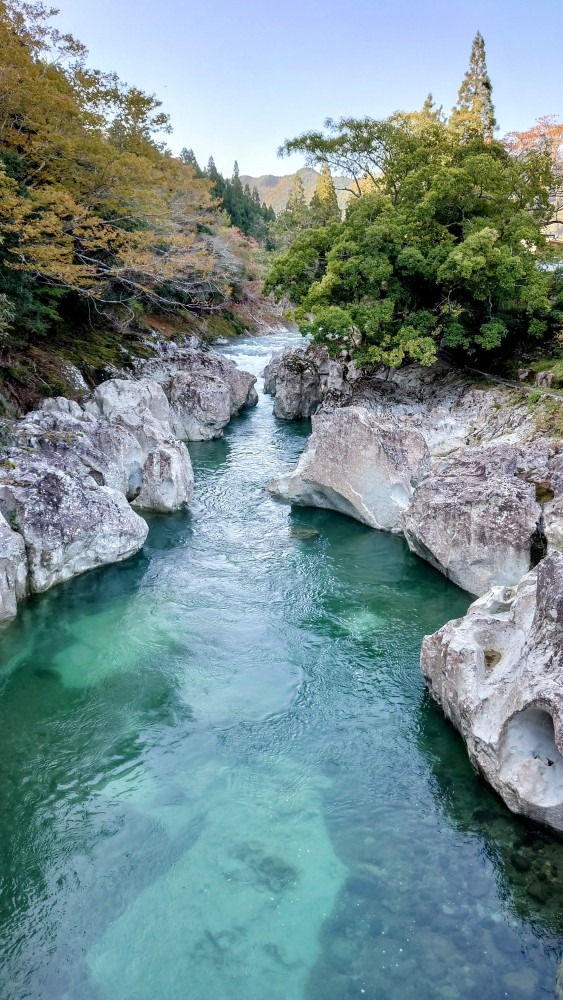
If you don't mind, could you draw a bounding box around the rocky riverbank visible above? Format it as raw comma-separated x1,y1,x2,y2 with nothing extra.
266,342,563,833
0,342,257,622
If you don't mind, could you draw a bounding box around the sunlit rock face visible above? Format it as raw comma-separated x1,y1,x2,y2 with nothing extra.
421,551,563,833
268,405,430,531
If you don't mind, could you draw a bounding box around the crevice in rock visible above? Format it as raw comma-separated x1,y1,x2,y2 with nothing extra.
530,514,548,569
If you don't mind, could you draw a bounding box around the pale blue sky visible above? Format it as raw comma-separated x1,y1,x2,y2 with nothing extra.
53,0,562,177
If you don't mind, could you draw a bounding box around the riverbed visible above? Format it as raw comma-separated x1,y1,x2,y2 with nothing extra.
1,331,563,999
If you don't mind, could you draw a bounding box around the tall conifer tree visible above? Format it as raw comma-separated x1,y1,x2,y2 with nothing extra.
451,32,497,140
310,164,340,226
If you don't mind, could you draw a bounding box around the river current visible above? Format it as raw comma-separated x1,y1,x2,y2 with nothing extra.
1,331,563,999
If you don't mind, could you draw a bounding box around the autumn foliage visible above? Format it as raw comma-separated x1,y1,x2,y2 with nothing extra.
0,0,255,351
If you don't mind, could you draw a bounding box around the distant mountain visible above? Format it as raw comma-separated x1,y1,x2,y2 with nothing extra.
239,167,353,215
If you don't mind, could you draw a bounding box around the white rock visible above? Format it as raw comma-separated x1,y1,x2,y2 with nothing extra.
421,551,563,833
268,405,430,531
403,464,542,596
133,443,194,513
0,459,148,593
138,347,258,438
85,378,172,429
167,372,232,441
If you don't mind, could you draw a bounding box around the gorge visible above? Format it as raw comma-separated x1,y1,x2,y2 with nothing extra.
1,331,563,999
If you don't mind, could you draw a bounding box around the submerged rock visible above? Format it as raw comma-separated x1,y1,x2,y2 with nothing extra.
421,551,563,833
268,405,430,531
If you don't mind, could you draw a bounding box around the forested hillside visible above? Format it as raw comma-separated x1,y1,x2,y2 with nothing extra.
240,167,352,214
0,1,273,408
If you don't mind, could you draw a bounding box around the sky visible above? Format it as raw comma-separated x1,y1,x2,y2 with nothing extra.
52,0,563,178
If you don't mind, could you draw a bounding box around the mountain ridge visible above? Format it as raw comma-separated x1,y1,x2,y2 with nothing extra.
240,167,353,214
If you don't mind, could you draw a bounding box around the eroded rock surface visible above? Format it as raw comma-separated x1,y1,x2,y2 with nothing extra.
0,342,256,615
0,458,148,593
263,343,361,419
0,512,27,621
138,347,258,439
268,405,430,530
403,452,543,596
268,354,563,595
421,551,563,832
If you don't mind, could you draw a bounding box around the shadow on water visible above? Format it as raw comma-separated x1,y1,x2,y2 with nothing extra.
419,693,563,935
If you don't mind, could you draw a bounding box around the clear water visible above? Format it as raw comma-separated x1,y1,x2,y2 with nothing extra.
1,331,563,1000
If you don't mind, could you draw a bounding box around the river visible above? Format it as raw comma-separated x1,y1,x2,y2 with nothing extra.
0,330,563,999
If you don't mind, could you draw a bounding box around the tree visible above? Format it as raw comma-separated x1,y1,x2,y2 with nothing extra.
179,147,202,174
0,0,251,347
504,117,563,229
309,164,341,226
450,32,497,140
266,111,558,369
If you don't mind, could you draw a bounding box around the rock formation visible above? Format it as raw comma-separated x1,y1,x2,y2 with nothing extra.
268,352,562,596
263,342,361,419
421,551,563,832
138,345,258,439
0,342,257,621
269,406,430,531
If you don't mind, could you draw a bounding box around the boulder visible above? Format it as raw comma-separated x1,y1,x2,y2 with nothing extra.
84,377,172,428
0,458,148,593
132,443,193,514
19,389,193,513
167,371,233,441
268,405,430,530
272,347,323,420
138,347,258,438
0,512,27,621
262,351,284,395
403,457,542,596
421,551,563,833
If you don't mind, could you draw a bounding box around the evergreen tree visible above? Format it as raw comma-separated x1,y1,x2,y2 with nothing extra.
270,174,312,249
451,32,497,140
206,155,219,180
310,163,341,226
179,147,201,173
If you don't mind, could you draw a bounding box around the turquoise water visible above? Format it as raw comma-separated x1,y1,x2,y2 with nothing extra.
1,332,563,999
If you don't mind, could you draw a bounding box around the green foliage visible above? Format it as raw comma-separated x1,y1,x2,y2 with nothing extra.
266,94,560,369
203,159,275,245
450,32,497,140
